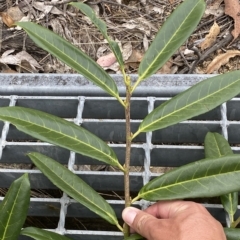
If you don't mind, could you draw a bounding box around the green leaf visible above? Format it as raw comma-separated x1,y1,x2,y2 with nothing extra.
133,71,240,137
133,155,240,202
134,0,205,88
16,22,123,104
204,132,238,222
21,227,72,240
221,192,238,221
70,2,124,70
28,152,122,231
0,106,124,171
0,173,30,240
204,132,233,158
224,228,240,240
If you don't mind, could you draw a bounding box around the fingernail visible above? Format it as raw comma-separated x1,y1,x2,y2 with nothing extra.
122,207,139,225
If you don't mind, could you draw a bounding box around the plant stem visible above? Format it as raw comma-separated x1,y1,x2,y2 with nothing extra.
123,77,132,238
117,96,126,108
131,78,142,94
231,216,240,228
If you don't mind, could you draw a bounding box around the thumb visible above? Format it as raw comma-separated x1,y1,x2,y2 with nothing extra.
122,207,166,239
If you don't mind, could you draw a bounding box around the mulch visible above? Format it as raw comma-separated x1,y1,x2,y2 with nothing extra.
0,0,239,74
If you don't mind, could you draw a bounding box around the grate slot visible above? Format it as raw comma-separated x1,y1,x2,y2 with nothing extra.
0,75,239,239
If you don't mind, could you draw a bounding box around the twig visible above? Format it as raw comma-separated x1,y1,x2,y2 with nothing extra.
90,0,155,20
195,15,225,32
0,18,2,53
178,50,191,70
188,32,233,73
24,0,38,19
45,0,155,20
44,0,76,6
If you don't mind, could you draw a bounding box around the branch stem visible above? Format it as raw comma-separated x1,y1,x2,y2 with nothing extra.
123,76,132,238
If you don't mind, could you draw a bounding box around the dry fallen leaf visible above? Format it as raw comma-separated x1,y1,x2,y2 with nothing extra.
205,0,224,17
157,59,173,74
152,6,164,14
97,53,117,68
224,0,240,40
206,50,240,73
33,2,63,15
200,22,220,50
0,12,14,27
0,50,42,72
122,42,132,61
97,41,132,72
7,6,25,22
126,50,143,63
143,34,149,52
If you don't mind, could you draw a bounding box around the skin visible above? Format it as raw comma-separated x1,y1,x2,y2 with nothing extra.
122,200,226,240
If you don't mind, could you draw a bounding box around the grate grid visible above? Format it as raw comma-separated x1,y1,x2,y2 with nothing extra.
0,75,239,239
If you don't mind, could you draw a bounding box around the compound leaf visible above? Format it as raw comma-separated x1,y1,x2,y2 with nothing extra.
28,152,122,230
134,0,205,89
21,227,72,240
0,107,123,171
17,22,122,104
0,173,30,240
134,155,240,202
204,132,238,222
134,71,240,137
71,2,124,70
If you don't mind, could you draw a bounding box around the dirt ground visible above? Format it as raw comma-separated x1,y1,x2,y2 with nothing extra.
0,0,240,75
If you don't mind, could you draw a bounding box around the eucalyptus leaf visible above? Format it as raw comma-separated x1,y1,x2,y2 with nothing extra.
16,22,123,105
70,2,124,70
133,155,240,202
133,71,240,137
0,173,30,240
224,228,240,240
0,106,124,171
204,132,238,222
28,152,122,231
133,0,205,91
21,227,72,240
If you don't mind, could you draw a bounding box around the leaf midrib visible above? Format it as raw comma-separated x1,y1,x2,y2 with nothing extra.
140,77,240,132
139,0,201,80
3,112,116,165
23,26,117,98
36,155,117,225
213,135,222,157
140,164,240,197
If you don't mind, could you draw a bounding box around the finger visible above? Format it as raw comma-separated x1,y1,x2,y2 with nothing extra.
122,207,171,239
144,200,202,219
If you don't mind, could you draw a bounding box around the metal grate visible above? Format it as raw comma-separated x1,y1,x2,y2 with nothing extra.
0,74,240,240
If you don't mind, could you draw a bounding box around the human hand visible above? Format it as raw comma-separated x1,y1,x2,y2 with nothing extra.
122,200,226,240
